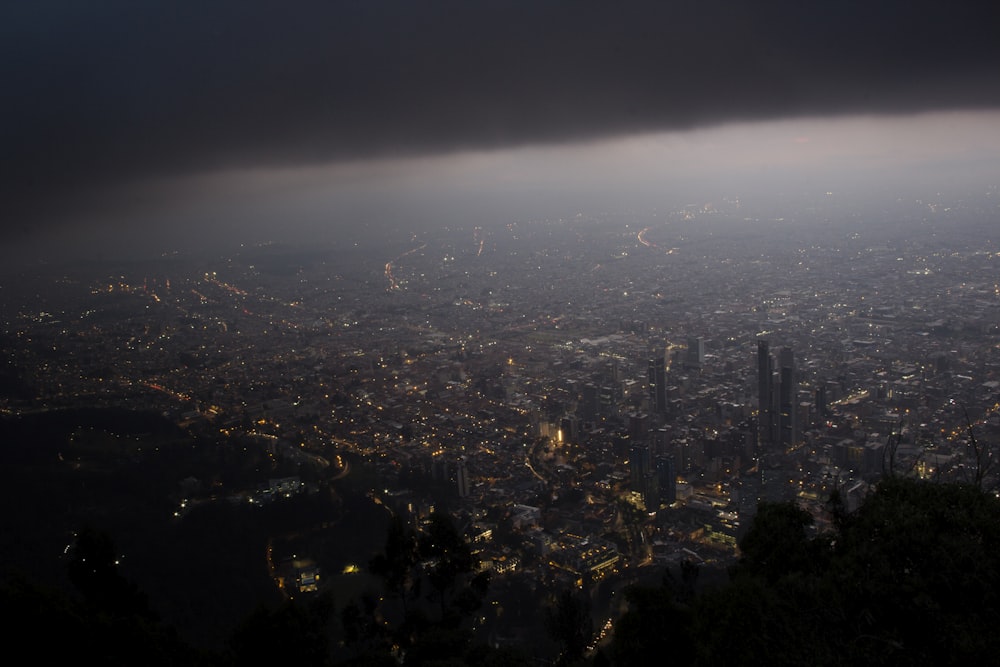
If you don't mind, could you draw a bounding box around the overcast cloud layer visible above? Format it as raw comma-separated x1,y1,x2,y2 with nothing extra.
3,0,1000,243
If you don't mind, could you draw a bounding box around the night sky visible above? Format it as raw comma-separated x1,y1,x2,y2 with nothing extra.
3,0,1000,261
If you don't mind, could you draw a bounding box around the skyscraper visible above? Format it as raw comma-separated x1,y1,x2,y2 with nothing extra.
630,443,651,492
456,457,471,498
778,347,797,450
686,336,705,370
757,340,773,446
643,472,660,512
656,454,677,505
648,356,667,417
815,384,828,420
580,383,599,422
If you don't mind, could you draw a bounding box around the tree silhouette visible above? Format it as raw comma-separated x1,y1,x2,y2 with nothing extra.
610,569,694,666
953,400,994,489
544,588,593,666
611,478,1000,666
352,510,494,664
736,501,827,582
418,512,481,622
66,525,153,619
340,594,389,659
229,592,337,666
369,514,419,615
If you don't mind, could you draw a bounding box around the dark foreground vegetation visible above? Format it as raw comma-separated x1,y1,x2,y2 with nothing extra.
5,475,1000,666
611,477,1000,666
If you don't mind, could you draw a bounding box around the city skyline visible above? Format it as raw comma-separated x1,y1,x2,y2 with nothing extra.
2,186,999,662
3,4,1000,661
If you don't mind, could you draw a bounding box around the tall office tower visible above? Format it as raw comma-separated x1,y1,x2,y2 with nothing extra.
648,356,667,417
579,383,599,423
815,384,828,420
652,427,670,456
736,418,759,464
686,337,705,369
655,454,677,504
627,412,650,440
630,443,651,492
456,457,471,498
560,415,580,443
757,340,773,446
778,347,797,450
598,385,616,419
643,471,660,511
431,458,450,483
607,357,621,383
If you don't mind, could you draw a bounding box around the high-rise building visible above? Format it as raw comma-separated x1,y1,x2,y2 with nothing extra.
648,356,667,417
627,412,650,440
630,443,651,492
655,454,677,504
643,471,660,511
580,383,599,422
686,337,705,370
598,384,617,419
736,418,758,465
815,384,828,419
431,458,450,483
778,347,797,450
456,457,471,498
651,427,670,456
757,340,773,446
559,415,580,444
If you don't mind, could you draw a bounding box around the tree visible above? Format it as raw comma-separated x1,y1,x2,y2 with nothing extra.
955,400,995,489
341,594,390,659
369,514,419,615
361,510,491,664
610,572,695,666
229,592,337,666
66,525,153,619
736,501,825,582
418,512,481,622
610,478,1000,666
544,588,593,666
2,571,200,666
828,477,1000,664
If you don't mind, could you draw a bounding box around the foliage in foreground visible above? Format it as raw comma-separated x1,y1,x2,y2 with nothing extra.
7,477,1000,666
611,477,1000,666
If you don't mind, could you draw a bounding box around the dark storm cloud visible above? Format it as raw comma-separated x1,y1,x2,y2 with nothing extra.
3,0,1000,227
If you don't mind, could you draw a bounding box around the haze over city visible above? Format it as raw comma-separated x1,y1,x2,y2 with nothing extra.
2,0,1000,261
